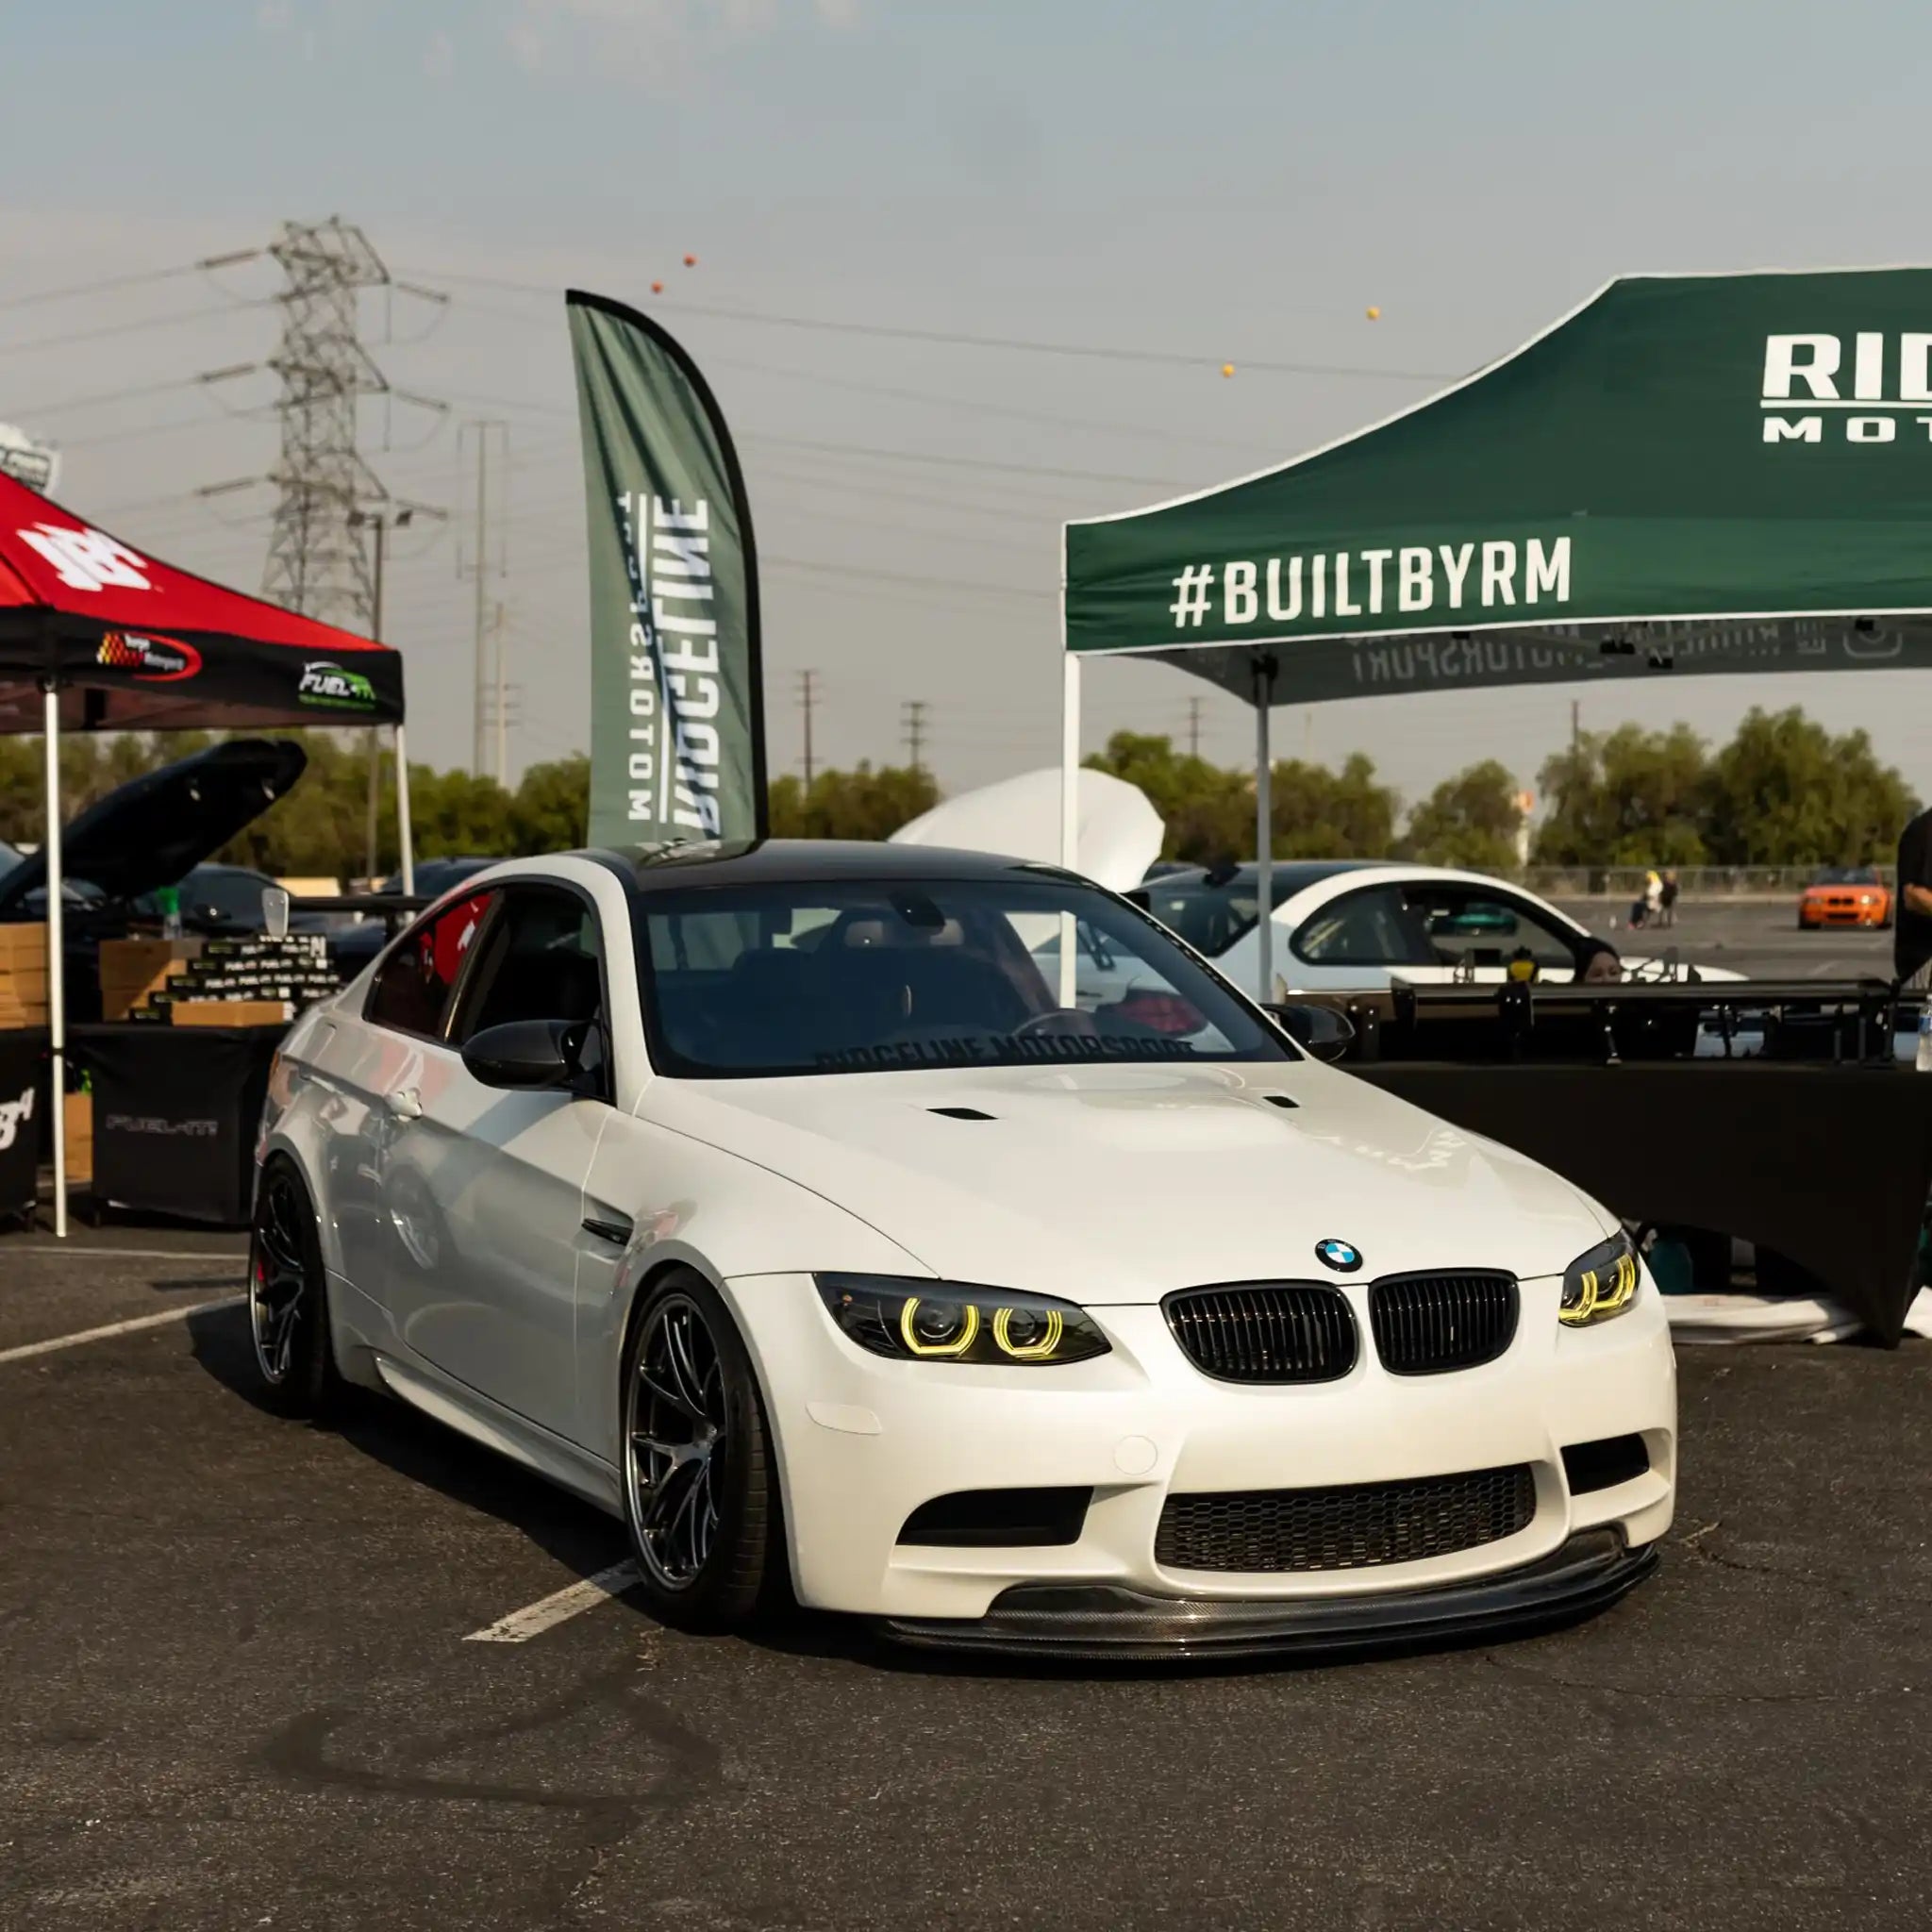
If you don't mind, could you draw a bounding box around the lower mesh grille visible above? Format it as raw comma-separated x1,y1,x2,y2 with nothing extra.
1156,1464,1537,1574
1163,1283,1357,1383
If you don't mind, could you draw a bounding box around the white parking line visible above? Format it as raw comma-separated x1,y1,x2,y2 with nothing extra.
10,1245,243,1262
462,1560,641,1643
0,1295,245,1366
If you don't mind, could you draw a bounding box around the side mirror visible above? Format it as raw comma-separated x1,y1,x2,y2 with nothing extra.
462,1018,581,1091
1265,1002,1356,1063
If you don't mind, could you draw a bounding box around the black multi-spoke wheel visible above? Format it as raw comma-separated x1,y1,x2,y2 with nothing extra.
247,1158,341,1419
621,1269,785,1628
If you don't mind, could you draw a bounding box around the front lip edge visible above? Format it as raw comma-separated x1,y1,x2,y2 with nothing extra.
875,1528,1657,1661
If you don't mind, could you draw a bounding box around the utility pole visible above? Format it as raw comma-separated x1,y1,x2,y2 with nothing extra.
348,504,444,877
492,602,508,786
901,699,928,774
460,421,508,776
1186,695,1202,759
798,670,818,786
1571,698,1581,758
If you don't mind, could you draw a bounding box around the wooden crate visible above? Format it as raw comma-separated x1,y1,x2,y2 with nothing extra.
0,923,48,966
100,937,203,1022
171,1000,293,1028
63,1090,92,1186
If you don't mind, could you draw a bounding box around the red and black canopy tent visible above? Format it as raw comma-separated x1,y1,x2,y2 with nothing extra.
0,471,409,1235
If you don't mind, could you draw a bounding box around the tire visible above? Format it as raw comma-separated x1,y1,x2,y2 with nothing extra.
620,1267,787,1630
247,1158,343,1420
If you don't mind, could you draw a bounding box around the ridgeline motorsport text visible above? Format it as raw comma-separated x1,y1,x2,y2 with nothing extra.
1168,537,1573,632
622,491,724,837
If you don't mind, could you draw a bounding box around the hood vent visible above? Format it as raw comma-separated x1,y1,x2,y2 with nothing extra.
928,1106,995,1122
1260,1093,1299,1110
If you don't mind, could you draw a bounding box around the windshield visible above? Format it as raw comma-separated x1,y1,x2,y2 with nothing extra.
636,874,1291,1078
1812,866,1878,886
1139,868,1293,957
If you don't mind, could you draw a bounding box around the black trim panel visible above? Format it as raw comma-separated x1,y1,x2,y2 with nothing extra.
877,1529,1657,1661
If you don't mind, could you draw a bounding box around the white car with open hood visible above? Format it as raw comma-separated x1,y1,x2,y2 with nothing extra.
252,841,1674,1659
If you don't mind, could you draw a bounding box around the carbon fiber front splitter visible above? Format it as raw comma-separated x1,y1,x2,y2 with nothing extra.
876,1529,1657,1662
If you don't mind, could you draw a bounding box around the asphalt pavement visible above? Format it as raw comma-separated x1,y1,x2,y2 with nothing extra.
3,1230,1930,1930
1553,897,1895,982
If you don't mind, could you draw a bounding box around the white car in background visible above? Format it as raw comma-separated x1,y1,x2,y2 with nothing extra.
1132,861,1740,999
249,841,1674,1659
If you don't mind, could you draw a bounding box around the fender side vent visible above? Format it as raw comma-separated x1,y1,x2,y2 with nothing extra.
929,1106,995,1121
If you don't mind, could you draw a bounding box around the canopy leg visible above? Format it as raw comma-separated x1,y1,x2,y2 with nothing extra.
393,724,415,894
42,683,66,1240
1058,654,1080,1007
1255,658,1274,1005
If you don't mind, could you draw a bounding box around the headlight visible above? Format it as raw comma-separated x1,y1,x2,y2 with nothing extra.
814,1274,1110,1365
1558,1233,1641,1328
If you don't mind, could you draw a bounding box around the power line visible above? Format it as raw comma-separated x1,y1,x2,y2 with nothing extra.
0,249,261,314
0,297,275,359
406,267,1453,380
29,364,260,420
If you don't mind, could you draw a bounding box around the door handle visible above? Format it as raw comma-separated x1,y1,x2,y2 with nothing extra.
386,1087,423,1120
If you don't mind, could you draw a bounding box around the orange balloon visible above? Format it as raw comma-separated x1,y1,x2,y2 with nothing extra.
651,280,664,293
683,254,698,267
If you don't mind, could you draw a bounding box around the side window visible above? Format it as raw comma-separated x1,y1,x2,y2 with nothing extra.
1291,886,1434,967
366,891,495,1040
450,886,608,1091
1406,886,1578,971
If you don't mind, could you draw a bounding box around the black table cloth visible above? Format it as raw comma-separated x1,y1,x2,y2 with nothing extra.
72,1023,287,1226
0,1026,45,1225
1352,1060,1932,1344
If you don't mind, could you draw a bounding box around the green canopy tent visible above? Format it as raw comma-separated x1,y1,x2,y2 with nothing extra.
1059,266,1932,997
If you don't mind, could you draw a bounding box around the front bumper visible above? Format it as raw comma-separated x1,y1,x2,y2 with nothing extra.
880,1527,1657,1659
723,1272,1676,1624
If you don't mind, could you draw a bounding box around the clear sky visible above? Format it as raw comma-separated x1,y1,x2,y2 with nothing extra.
5,0,1932,806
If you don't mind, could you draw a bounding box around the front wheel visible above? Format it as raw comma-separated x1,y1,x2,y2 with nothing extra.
620,1269,787,1630
248,1158,343,1419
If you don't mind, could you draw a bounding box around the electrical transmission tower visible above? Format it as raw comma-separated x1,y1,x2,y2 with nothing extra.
902,699,928,774
260,217,393,629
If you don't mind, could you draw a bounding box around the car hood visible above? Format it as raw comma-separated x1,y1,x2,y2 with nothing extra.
0,738,306,912
647,1058,1617,1301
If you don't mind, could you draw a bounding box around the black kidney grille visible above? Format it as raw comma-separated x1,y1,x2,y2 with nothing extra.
1370,1272,1519,1374
1157,1464,1537,1574
1163,1283,1357,1384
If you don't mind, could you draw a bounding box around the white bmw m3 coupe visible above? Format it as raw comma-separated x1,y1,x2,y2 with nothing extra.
250,841,1675,1659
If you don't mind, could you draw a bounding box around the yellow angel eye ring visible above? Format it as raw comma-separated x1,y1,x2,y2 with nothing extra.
898,1296,980,1357
992,1305,1065,1360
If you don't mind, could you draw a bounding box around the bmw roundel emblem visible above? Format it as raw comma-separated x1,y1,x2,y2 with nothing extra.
1315,1239,1363,1274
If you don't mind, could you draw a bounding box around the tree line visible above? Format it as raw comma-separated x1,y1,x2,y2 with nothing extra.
0,705,1913,881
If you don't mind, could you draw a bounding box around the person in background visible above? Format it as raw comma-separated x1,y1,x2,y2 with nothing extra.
1659,869,1680,927
1642,869,1663,927
1896,804,1932,990
1574,935,1624,984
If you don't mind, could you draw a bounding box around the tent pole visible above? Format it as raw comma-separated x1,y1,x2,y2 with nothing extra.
42,681,67,1240
393,724,415,895
1058,652,1080,1007
1254,657,1274,1005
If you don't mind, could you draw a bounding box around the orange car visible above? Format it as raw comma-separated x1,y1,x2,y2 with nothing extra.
1798,865,1893,929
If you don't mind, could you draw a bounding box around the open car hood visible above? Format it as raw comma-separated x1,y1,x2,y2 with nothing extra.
0,738,307,912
